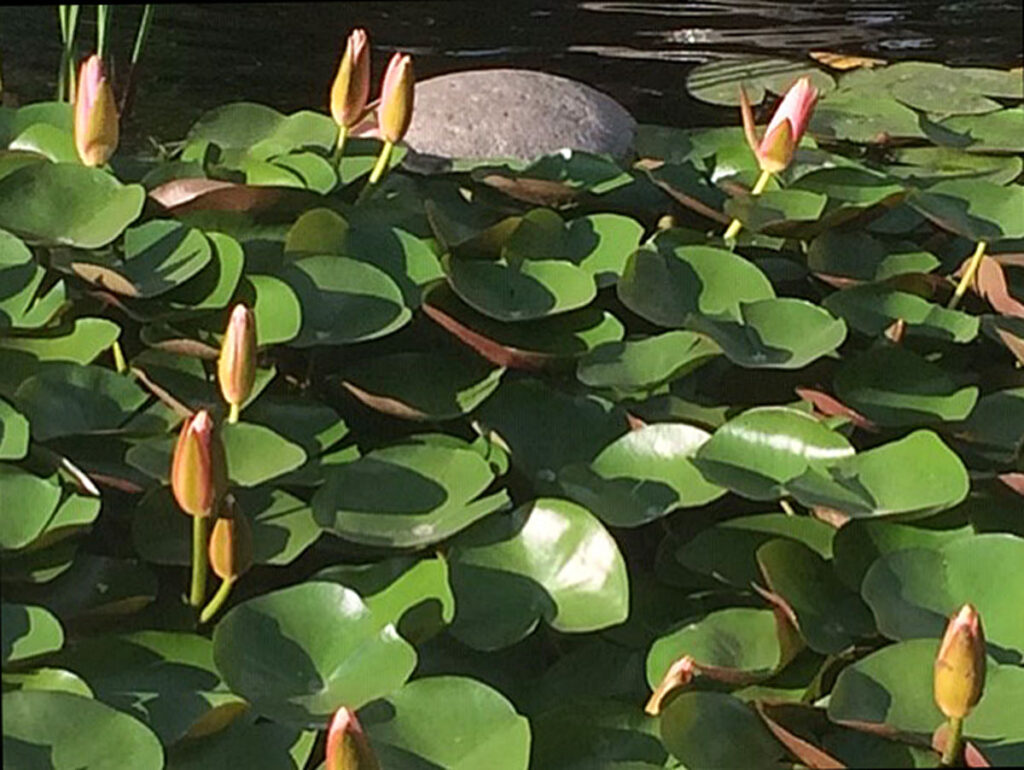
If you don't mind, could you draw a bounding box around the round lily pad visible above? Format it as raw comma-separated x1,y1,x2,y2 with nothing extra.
659,691,784,768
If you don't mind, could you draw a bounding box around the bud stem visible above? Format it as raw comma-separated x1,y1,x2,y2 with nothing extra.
332,125,349,167
941,716,964,767
367,140,394,186
227,402,240,424
723,169,773,241
947,241,987,310
189,515,209,607
199,577,235,624
111,339,127,374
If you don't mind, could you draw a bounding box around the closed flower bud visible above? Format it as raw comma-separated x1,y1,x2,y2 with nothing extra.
170,411,227,518
741,76,818,174
74,54,119,167
208,498,253,581
326,707,380,770
218,304,257,410
330,28,371,129
934,604,986,719
378,53,414,144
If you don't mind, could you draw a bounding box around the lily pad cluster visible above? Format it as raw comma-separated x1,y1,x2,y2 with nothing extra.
2,52,1023,770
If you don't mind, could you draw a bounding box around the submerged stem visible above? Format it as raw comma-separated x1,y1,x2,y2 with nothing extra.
947,241,987,310
189,515,209,607
723,168,773,241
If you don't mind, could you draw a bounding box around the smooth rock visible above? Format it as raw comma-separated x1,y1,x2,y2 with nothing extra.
402,68,637,166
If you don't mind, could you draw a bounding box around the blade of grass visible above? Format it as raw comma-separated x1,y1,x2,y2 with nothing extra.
120,4,156,119
96,5,112,61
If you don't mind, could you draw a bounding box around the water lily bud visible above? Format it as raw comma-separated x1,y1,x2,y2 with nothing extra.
378,53,414,144
208,498,253,581
934,603,986,719
218,304,257,410
170,411,227,518
330,28,371,128
741,76,818,174
73,54,119,167
326,707,380,770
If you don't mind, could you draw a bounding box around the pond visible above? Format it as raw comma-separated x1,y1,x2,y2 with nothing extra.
3,1,1022,147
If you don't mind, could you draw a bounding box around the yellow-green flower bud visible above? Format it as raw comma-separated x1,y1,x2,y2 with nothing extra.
378,53,414,145
73,54,119,167
208,498,253,582
217,304,257,411
330,28,371,129
326,707,380,770
170,411,227,518
934,603,986,719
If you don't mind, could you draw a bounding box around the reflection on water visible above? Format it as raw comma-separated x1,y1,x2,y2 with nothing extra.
1,1,1021,144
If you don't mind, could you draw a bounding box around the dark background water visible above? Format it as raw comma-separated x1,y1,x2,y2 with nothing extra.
2,1,1022,146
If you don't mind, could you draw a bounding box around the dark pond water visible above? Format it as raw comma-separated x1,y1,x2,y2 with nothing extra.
3,1,1022,146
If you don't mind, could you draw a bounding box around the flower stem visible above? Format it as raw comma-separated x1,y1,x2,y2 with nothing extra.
940,716,964,767
227,402,240,424
199,577,235,624
367,140,394,186
111,339,127,374
332,125,349,167
947,241,987,310
189,515,209,607
723,168,773,241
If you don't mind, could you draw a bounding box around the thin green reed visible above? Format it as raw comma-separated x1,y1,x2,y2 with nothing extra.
96,5,112,60
56,5,80,101
121,4,156,118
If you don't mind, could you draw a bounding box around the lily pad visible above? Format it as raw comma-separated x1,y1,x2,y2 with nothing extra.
659,691,784,768
824,283,979,343
212,581,417,726
1,602,64,664
576,331,721,391
909,180,1024,241
686,56,834,106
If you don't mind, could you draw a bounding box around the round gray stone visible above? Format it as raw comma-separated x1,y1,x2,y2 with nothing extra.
403,68,637,164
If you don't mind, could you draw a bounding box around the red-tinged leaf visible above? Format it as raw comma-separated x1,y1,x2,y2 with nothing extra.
422,299,555,371
340,381,431,421
977,256,1024,318
795,387,878,432
476,174,580,208
755,703,846,769
998,473,1024,496
148,178,283,214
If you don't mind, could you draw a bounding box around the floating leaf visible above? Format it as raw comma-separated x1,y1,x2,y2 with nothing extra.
1,602,63,664
686,56,834,106
576,331,720,391
659,691,784,768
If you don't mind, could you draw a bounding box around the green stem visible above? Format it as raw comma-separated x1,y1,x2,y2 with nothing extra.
227,402,240,424
940,716,964,767
57,5,80,102
111,339,127,374
189,515,209,607
332,124,349,167
367,140,394,186
780,499,795,516
96,5,112,61
199,577,235,624
948,241,987,310
120,4,155,118
723,168,772,241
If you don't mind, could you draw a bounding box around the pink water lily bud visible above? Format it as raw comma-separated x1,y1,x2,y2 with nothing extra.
73,54,119,167
326,707,380,770
218,304,257,410
208,497,253,582
330,28,371,129
934,604,986,719
741,76,818,174
170,411,227,518
378,53,414,144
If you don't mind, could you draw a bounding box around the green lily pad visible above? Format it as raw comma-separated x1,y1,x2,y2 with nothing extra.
757,538,876,655
617,244,775,328
222,422,307,486
53,631,247,744
0,397,29,459
313,435,508,548
341,351,504,421
576,331,721,391
691,297,847,369
685,56,834,106
659,691,784,768
0,229,45,329
2,602,63,664
212,581,417,727
694,406,855,501
361,676,531,770
164,231,244,310
647,607,793,689
724,189,828,235
1,690,163,770
1,668,92,698
834,347,979,427
808,231,939,283
940,108,1024,153
862,533,1024,656
133,486,320,567
186,102,336,158
558,423,725,527
909,180,1024,241
280,255,411,347
165,718,316,770
248,274,302,345
446,256,597,322
13,554,157,621
891,77,1001,116
887,146,1024,185
810,91,926,143
956,387,1024,463
0,163,145,248
678,513,836,588
824,283,979,343
448,498,629,650
0,318,120,371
